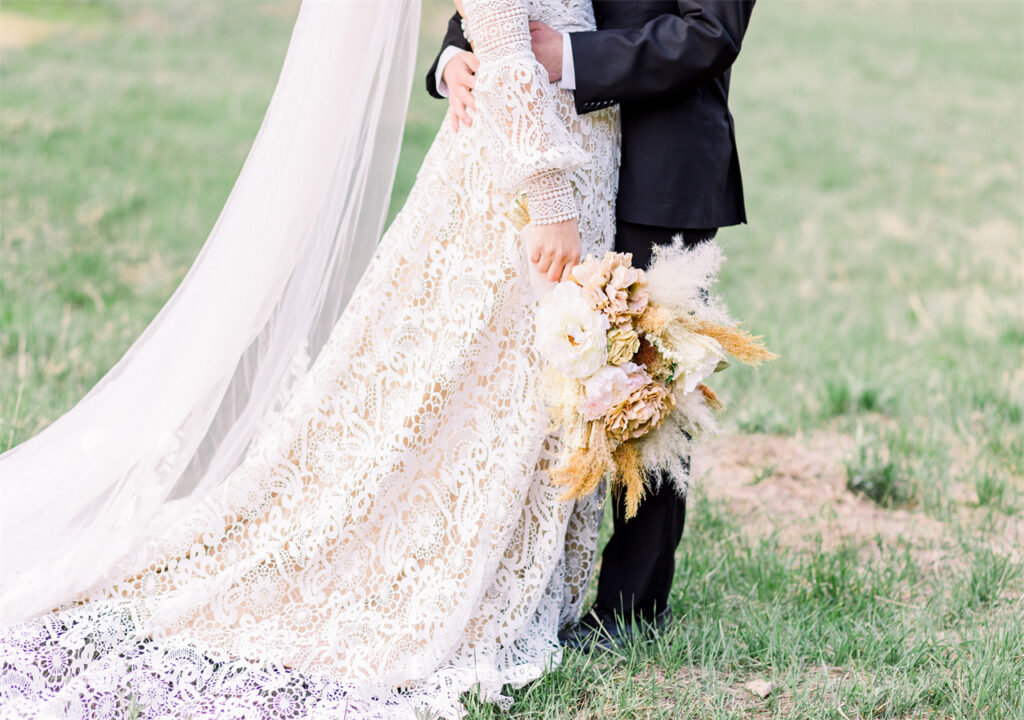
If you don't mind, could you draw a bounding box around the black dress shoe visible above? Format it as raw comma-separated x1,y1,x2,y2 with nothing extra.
558,606,673,651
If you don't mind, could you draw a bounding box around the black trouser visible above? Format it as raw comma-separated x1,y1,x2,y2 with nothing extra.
594,219,717,620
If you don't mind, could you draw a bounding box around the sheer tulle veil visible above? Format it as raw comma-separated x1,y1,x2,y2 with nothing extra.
0,0,421,623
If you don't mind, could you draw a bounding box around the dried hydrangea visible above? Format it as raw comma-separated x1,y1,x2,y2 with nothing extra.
572,253,650,324
606,325,641,365
580,362,646,420
605,378,675,442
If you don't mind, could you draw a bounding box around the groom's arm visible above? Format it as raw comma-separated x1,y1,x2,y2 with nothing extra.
567,0,755,112
426,12,472,100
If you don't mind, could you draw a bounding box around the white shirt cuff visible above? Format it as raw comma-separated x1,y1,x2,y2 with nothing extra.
435,45,464,98
558,32,576,90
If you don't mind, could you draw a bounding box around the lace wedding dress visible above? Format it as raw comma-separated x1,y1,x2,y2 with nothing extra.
0,1,619,718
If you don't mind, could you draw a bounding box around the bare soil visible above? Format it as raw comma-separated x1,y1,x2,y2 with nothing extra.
693,432,946,555
0,13,57,49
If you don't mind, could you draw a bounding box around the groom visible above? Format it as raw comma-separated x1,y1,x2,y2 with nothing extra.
427,1,755,649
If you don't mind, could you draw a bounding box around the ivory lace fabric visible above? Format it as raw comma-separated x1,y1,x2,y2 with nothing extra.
0,1,620,718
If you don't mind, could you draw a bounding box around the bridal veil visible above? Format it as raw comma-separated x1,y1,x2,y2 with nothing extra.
0,0,421,623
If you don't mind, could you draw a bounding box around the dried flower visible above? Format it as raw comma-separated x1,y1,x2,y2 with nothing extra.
551,420,612,501
605,263,649,323
646,322,728,394
570,254,612,309
605,376,675,442
688,319,779,366
531,235,776,518
607,325,641,365
613,441,645,520
580,362,646,420
698,383,724,411
632,335,661,369
572,253,649,323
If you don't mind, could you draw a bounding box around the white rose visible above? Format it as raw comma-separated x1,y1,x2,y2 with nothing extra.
535,282,610,378
675,334,727,394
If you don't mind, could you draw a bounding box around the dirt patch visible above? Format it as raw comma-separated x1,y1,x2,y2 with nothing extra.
0,12,58,49
123,7,173,33
591,662,866,719
257,1,302,18
691,432,950,560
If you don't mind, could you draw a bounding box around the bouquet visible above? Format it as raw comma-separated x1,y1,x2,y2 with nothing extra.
508,195,777,519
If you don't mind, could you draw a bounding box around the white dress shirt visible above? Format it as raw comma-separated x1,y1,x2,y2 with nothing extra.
436,32,576,96
559,31,576,89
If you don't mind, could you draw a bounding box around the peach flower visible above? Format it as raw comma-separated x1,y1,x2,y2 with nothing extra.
605,378,675,442
572,252,649,324
580,362,647,420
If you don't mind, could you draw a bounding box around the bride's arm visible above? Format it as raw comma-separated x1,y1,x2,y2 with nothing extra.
461,0,587,238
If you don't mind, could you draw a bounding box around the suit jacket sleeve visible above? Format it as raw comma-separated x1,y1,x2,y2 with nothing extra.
570,0,755,111
425,12,473,99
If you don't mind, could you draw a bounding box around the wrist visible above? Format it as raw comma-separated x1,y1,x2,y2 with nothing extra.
435,45,464,97
525,170,578,226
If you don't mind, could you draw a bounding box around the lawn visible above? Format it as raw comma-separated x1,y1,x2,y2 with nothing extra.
1,1,1022,718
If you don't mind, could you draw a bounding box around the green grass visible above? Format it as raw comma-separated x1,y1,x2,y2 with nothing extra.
468,492,1023,719
2,1,1022,718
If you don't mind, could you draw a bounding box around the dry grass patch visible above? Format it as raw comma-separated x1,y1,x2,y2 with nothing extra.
0,12,58,49
584,661,877,720
692,432,949,557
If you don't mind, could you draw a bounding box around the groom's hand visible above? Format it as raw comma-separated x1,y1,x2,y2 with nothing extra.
529,21,562,82
443,51,479,132
528,218,581,282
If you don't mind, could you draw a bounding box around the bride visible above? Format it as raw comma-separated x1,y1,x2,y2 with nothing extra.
0,0,619,717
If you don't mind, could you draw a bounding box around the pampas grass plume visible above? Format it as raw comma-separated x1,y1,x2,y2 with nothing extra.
698,383,724,411
646,237,730,325
552,421,612,501
689,320,778,366
613,441,645,519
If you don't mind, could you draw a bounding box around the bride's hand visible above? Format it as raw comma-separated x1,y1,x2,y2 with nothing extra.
527,218,582,282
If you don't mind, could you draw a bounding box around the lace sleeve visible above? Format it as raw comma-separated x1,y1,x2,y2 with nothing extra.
463,0,588,225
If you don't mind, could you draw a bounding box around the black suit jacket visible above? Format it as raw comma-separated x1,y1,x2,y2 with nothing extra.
425,1,754,230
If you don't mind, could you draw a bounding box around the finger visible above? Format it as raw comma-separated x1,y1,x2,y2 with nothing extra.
536,254,553,275
526,233,542,264
457,82,476,110
547,260,564,282
447,95,463,130
454,91,473,124
466,54,481,72
452,95,471,127
560,261,575,283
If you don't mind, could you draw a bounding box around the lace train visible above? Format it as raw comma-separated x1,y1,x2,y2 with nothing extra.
0,1,620,717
